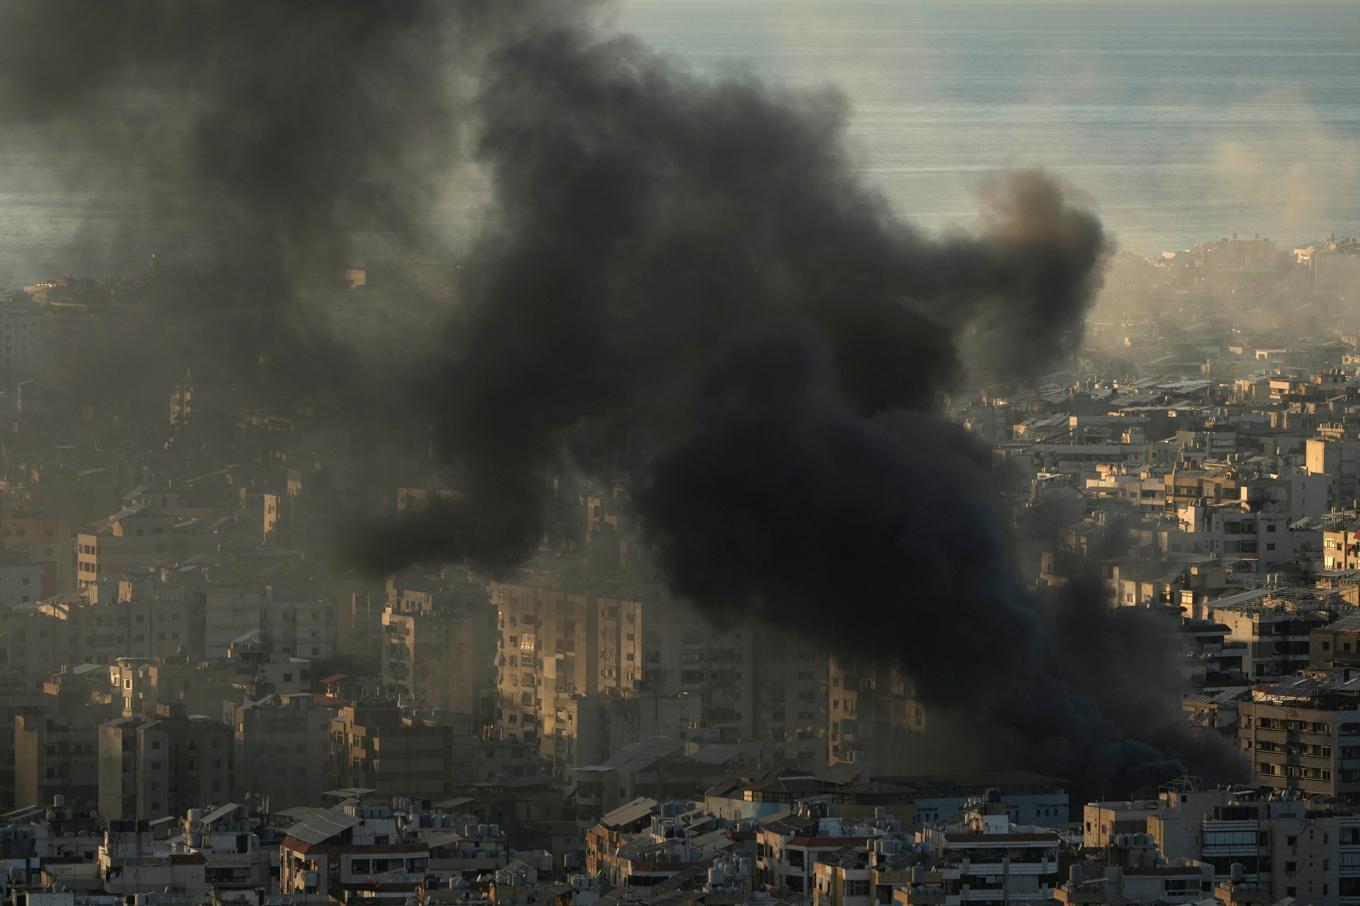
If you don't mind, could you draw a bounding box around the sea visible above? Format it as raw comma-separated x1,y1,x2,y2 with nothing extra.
0,0,1356,287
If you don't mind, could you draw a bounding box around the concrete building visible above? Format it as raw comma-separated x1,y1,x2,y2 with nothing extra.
76,507,220,591
646,598,829,763
1211,599,1332,680
97,704,234,820
1193,794,1355,904
0,513,73,596
262,593,335,661
97,819,207,897
756,803,894,897
1325,524,1360,573
828,656,923,770
279,800,429,900
230,693,337,810
1082,800,1162,849
493,579,645,747
1165,502,1316,574
0,673,47,811
1055,860,1214,906
1238,669,1360,799
0,549,48,609
14,714,99,810
0,592,194,675
12,666,117,809
917,794,1063,906
0,302,40,380
1308,433,1360,510
203,586,265,660
1313,614,1360,668
327,700,457,800
381,573,497,727
107,656,238,719
890,773,1070,830
1146,782,1234,863
549,690,699,778
184,802,273,893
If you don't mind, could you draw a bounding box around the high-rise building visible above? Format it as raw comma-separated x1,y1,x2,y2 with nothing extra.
0,302,40,380
97,703,234,819
828,655,924,770
492,577,645,751
646,597,828,764
381,572,497,727
230,693,337,810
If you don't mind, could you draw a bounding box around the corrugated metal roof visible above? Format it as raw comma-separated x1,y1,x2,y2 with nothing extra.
600,796,657,829
287,802,360,845
200,802,241,825
1327,613,1360,633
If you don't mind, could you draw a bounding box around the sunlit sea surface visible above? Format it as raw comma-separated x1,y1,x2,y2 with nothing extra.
0,0,1356,287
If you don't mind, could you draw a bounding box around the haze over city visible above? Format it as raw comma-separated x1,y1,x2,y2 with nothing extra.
0,3,1356,906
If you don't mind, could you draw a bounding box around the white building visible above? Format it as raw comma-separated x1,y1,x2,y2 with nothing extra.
917,794,1062,906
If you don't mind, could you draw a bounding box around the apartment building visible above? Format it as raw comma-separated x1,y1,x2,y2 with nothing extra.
381,573,497,725
645,598,829,762
0,592,192,675
76,507,218,590
11,666,117,809
1314,615,1360,668
1211,600,1332,680
550,690,699,778
279,800,430,900
917,794,1063,906
262,593,335,660
1166,502,1315,574
492,578,645,747
327,700,456,800
0,302,40,379
1238,670,1360,799
756,805,881,897
0,513,72,595
230,693,338,810
97,704,235,820
1307,434,1360,510
828,656,923,770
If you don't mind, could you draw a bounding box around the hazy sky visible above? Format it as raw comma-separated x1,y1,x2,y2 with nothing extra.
616,0,1360,255
0,0,1355,287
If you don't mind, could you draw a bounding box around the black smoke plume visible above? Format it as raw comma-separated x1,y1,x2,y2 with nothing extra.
0,1,1244,796
0,0,521,408
371,15,1242,794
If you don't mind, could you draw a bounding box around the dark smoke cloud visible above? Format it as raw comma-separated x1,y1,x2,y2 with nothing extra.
371,25,1107,569
900,576,1246,802
641,322,1041,706
0,0,553,406
358,13,1240,794
0,1,1243,795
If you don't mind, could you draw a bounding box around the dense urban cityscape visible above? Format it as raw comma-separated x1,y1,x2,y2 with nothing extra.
0,0,1357,905
0,231,1355,906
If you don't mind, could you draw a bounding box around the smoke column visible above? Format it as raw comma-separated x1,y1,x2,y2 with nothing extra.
0,1,1246,797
